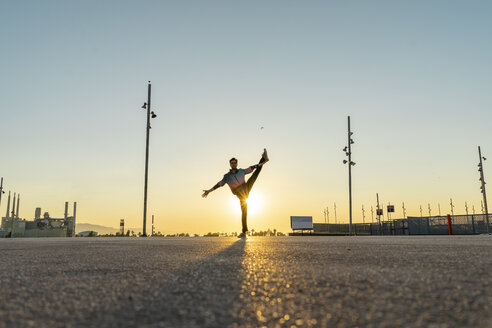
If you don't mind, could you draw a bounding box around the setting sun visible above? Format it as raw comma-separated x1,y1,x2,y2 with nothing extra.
229,191,264,215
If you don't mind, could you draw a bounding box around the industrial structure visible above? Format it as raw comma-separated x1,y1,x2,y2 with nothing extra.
120,219,125,235
1,200,77,238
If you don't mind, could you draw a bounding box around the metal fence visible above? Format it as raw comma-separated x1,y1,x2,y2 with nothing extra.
312,214,491,236
407,214,490,235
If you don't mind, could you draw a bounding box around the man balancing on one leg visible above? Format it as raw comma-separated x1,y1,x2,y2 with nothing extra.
202,149,269,238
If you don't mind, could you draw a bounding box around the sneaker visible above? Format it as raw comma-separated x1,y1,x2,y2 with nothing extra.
260,148,269,165
238,232,247,238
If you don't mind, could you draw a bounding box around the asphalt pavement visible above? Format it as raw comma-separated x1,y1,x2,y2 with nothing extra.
0,236,491,327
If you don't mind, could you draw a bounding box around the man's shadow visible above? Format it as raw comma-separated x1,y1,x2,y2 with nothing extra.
86,239,246,327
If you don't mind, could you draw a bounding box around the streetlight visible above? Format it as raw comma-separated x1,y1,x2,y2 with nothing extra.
478,146,490,233
141,81,157,237
343,116,355,235
0,177,4,207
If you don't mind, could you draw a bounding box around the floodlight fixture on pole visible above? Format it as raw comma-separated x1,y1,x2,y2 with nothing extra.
343,116,355,235
141,81,157,237
478,146,490,233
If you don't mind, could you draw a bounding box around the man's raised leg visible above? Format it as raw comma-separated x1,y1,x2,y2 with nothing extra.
246,149,268,193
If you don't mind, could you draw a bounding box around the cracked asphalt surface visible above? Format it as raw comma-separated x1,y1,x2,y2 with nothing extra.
0,236,491,327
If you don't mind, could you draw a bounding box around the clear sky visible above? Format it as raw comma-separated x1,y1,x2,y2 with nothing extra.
1,1,491,234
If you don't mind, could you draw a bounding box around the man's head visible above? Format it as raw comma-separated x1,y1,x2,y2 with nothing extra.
229,157,238,170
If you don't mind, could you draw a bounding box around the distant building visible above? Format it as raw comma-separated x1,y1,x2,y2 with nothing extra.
120,219,124,235
1,201,77,238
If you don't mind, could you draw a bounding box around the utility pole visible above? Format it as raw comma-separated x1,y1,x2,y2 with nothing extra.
343,116,355,235
334,203,337,224
152,214,155,237
0,177,4,208
376,193,382,235
428,203,431,217
420,205,423,217
478,146,490,233
326,206,330,233
141,81,157,237
323,209,327,224
402,202,406,219
362,205,365,224
450,198,454,216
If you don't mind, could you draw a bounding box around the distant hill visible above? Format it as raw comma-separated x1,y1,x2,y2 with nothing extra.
76,223,142,235
75,223,118,234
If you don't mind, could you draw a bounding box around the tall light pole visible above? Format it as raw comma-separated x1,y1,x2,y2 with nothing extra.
478,146,490,233
152,214,155,237
343,116,355,235
376,193,382,235
0,177,4,208
334,203,337,224
141,81,157,237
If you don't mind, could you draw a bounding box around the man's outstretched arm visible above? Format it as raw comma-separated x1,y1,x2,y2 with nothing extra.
202,182,222,198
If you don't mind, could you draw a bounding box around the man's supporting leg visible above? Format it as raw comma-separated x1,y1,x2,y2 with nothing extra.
240,198,248,233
